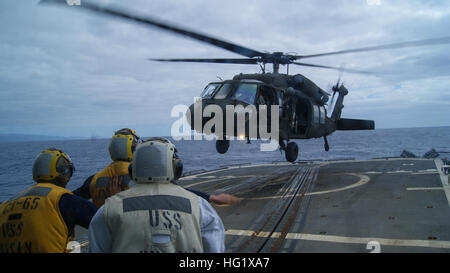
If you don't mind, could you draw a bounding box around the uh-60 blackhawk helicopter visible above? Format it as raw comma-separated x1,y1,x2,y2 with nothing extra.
43,0,450,162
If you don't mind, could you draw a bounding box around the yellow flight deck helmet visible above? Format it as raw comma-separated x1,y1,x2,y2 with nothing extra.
32,148,75,183
128,137,183,184
108,128,141,161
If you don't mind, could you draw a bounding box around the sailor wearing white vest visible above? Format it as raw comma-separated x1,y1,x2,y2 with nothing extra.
88,137,225,253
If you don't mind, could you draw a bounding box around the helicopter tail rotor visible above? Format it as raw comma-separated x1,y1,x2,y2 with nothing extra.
328,65,345,114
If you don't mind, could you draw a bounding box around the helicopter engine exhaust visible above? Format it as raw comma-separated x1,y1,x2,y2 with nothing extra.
292,74,329,105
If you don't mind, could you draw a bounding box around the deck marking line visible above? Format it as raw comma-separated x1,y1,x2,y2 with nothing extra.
180,158,431,181
434,159,450,207
307,173,369,196
179,162,293,180
225,229,450,249
244,173,369,200
407,187,444,191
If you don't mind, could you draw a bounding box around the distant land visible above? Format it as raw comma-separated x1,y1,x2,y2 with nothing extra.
0,134,88,143
1,126,448,143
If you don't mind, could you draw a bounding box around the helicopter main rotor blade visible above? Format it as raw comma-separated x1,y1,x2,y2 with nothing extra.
40,0,265,58
296,36,450,59
292,62,373,74
149,58,259,64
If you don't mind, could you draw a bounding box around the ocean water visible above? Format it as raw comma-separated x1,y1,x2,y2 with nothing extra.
0,126,449,201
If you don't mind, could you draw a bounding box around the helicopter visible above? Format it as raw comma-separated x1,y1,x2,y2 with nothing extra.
42,0,450,162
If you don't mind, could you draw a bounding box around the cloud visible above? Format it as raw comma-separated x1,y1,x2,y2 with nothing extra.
0,0,449,138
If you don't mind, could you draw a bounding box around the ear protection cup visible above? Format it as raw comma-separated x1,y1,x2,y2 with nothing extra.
128,163,133,180
131,141,137,153
172,150,183,180
56,164,73,178
55,150,75,178
173,158,183,180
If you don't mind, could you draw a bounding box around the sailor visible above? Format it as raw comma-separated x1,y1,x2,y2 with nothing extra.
0,148,97,253
73,128,240,207
73,128,139,208
88,138,225,253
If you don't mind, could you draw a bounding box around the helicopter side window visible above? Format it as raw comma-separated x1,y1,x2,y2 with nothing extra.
201,83,221,98
231,83,257,104
320,106,326,124
256,94,266,105
214,83,234,99
259,86,278,105
313,105,320,124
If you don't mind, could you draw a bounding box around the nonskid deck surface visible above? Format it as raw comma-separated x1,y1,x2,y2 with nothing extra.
76,158,450,253
178,158,450,253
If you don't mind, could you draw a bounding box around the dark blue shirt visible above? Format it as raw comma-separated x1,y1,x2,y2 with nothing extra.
58,193,97,230
187,188,211,201
72,175,94,200
73,175,211,202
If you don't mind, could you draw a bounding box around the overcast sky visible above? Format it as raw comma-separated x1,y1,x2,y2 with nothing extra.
1,0,449,138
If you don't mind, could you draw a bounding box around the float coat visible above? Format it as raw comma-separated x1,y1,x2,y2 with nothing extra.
0,183,74,253
104,182,203,253
89,161,131,208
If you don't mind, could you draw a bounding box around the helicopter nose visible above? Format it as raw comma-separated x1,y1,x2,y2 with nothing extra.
187,101,228,134
186,103,197,130
186,101,209,132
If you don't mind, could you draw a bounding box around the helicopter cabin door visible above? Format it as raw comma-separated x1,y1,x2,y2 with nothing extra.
290,97,310,138
256,85,279,135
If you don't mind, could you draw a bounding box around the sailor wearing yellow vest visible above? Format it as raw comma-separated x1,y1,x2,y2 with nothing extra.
88,138,225,253
73,128,140,208
0,149,97,253
73,128,240,207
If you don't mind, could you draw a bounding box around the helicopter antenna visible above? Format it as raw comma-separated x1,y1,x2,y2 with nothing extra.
217,76,223,81
337,63,345,84
259,63,265,74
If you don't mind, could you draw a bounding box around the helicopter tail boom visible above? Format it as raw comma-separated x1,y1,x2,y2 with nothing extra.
337,118,375,130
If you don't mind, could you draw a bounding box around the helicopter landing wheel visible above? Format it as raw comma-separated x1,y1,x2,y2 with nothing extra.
285,142,299,162
216,139,230,154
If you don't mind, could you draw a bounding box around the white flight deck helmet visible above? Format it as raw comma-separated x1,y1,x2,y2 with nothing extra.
128,137,183,184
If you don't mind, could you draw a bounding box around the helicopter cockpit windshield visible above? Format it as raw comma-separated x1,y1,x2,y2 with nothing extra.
230,83,257,104
205,82,258,104
200,83,221,99
213,83,233,99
